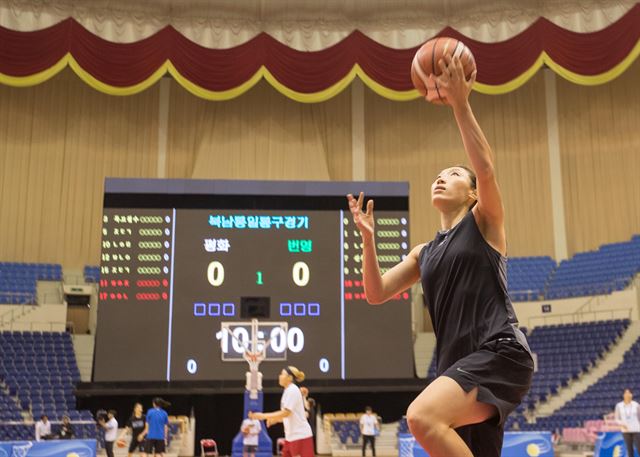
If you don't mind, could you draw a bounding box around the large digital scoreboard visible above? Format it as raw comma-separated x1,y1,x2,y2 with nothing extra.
93,179,414,382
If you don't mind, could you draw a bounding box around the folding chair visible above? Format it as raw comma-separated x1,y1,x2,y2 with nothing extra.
200,439,219,457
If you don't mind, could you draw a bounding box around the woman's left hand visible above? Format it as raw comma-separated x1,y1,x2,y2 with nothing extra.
435,55,476,110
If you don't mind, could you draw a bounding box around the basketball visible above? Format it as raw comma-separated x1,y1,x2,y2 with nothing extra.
116,439,127,448
411,37,476,105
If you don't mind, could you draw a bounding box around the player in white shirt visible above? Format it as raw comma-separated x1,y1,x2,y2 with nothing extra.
241,412,262,457
359,407,380,456
615,388,640,457
35,415,52,441
250,366,314,457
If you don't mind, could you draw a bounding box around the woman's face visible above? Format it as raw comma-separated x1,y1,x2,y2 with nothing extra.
134,404,142,415
624,390,633,402
279,369,292,388
431,167,475,212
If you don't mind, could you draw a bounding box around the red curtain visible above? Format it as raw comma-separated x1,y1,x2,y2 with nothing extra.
1,4,638,96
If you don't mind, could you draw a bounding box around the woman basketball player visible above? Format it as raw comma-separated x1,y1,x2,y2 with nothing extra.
347,54,534,457
249,366,314,457
118,403,146,457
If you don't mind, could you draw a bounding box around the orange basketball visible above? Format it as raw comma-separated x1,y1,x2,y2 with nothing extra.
116,439,127,448
411,37,476,105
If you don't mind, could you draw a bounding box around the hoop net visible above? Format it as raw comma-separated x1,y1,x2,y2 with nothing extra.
243,349,265,372
11,442,33,457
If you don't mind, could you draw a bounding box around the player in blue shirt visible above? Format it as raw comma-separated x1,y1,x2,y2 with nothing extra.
139,398,170,456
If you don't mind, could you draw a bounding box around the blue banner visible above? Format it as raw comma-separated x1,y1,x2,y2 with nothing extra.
0,440,96,457
594,431,640,457
501,432,553,457
398,432,553,457
231,391,272,457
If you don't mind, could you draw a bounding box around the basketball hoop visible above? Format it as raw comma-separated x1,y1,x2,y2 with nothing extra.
243,345,267,399
218,319,288,398
220,319,288,362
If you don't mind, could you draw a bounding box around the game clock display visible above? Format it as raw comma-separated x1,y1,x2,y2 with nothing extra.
93,179,414,382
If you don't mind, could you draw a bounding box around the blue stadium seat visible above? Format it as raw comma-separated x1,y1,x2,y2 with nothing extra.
83,265,101,283
507,256,556,302
0,261,63,304
545,237,640,299
0,330,94,437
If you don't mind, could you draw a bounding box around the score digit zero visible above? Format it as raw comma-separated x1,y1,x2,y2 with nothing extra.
207,261,310,287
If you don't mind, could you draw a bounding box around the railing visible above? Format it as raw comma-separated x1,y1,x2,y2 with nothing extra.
41,289,63,304
0,420,96,425
510,289,542,301
526,280,638,328
528,306,632,328
3,320,67,332
2,292,64,306
0,303,34,328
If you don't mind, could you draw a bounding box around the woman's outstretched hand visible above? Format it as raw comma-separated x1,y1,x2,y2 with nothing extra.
347,192,375,239
433,54,477,110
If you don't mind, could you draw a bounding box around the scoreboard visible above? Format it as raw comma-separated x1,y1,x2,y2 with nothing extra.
93,179,414,382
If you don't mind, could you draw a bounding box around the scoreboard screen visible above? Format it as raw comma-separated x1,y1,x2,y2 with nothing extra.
93,179,414,382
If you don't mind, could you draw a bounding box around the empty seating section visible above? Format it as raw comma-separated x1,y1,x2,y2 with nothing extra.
0,262,62,304
507,256,556,302
506,236,639,302
530,338,640,432
0,389,22,421
522,320,628,410
324,413,363,445
0,332,80,417
546,237,640,299
83,266,100,283
0,331,95,440
333,420,361,445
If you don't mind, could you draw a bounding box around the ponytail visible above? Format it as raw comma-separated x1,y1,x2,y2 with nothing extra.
153,397,171,409
285,366,306,383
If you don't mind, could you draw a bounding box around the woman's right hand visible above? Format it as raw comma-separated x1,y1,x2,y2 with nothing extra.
347,192,375,239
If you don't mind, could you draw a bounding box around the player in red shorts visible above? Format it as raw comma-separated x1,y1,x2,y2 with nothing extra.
250,366,314,457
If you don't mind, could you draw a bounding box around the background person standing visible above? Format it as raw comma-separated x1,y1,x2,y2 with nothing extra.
360,407,379,457
615,388,640,457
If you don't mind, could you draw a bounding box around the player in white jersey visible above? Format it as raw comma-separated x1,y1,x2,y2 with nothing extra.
250,366,314,457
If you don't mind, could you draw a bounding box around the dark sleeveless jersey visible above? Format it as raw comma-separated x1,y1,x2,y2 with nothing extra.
419,210,530,375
